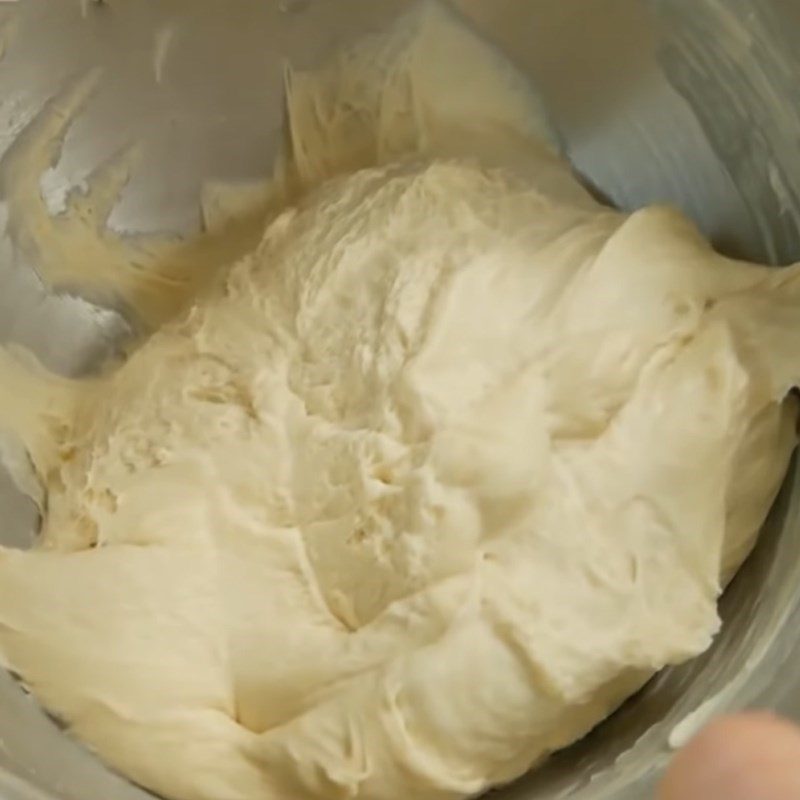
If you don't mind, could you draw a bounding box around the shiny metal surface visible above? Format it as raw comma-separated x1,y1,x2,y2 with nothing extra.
1,1,800,799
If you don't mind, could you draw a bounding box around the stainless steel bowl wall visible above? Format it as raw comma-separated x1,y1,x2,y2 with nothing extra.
1,2,800,799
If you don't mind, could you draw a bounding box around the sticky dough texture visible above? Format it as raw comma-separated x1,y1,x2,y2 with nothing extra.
1,5,800,800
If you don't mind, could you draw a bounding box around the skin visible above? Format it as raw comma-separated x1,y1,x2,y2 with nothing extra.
659,712,800,800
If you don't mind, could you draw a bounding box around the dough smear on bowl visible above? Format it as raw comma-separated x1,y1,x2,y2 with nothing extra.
0,4,800,800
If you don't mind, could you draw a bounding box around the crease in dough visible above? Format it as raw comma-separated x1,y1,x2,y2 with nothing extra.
0,3,799,800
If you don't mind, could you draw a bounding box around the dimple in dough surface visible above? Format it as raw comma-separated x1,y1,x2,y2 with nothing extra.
1,5,800,800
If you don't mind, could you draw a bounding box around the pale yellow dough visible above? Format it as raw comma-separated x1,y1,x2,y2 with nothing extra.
1,5,800,800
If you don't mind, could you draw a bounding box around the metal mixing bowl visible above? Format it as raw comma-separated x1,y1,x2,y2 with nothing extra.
1,1,800,798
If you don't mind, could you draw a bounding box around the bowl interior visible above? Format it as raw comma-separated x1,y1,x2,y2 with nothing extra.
1,2,800,799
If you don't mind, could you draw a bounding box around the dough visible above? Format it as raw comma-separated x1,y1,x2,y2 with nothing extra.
1,4,800,800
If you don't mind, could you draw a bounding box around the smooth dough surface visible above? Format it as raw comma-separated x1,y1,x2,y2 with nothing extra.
1,5,800,800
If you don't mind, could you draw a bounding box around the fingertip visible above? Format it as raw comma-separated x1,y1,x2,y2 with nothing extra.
659,712,800,800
